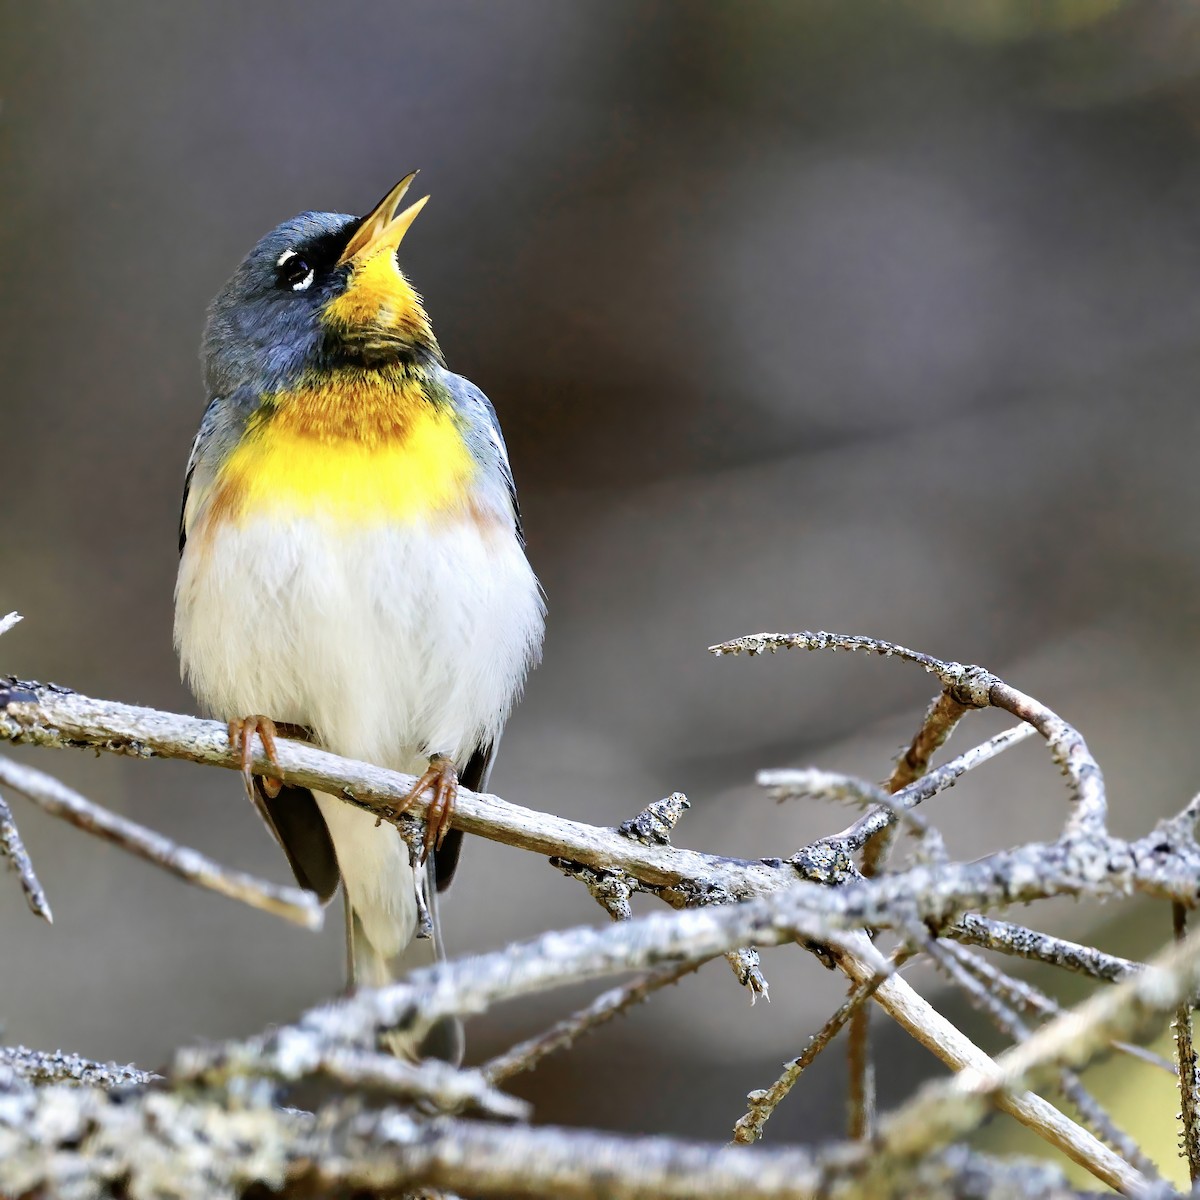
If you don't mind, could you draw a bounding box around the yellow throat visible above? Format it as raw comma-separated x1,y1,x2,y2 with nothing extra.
209,367,475,529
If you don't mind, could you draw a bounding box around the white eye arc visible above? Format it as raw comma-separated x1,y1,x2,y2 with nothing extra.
276,248,315,292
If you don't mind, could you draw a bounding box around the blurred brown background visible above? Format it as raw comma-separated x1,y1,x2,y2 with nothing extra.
3,0,1200,1174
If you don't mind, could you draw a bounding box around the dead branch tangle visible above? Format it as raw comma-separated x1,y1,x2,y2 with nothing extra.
2,614,1198,1198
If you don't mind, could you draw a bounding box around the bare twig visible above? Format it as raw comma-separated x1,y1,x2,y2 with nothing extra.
945,936,1173,1075
711,632,1106,837
878,922,1200,1175
927,939,1159,1180
173,893,884,1086
760,768,930,838
0,755,321,929
887,689,972,795
829,932,1143,1193
0,791,50,921
281,1046,528,1120
847,688,970,1145
1174,903,1200,1183
946,913,1141,983
483,961,704,1084
733,951,902,1145
762,725,1035,853
846,991,875,1141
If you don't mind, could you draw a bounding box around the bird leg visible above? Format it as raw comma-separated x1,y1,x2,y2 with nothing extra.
401,753,458,861
227,715,283,800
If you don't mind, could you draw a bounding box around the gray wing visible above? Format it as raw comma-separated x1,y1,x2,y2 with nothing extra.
431,370,525,892
178,396,222,553
438,370,524,544
179,397,340,903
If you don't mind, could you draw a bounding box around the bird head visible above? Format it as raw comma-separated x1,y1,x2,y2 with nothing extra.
202,173,440,397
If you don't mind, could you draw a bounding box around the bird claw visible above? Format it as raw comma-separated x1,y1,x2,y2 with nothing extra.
227,715,283,800
402,754,458,862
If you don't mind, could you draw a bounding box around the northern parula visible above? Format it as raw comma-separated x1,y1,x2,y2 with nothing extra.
173,175,545,1058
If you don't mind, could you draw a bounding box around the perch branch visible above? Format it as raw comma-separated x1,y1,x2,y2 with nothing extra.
0,677,1040,908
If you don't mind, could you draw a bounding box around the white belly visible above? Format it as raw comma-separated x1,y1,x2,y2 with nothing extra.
175,514,543,962
175,514,543,768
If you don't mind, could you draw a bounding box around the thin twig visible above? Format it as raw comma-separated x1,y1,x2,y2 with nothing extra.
1175,903,1200,1183
763,725,1036,852
848,689,969,1145
711,632,1106,837
733,950,903,1144
947,913,1141,983
290,1047,528,1120
830,932,1145,1194
774,715,1036,1139
0,755,322,929
927,939,1159,1180
846,992,875,1141
0,791,51,921
877,921,1200,1176
887,689,972,795
483,961,704,1085
946,936,1173,1075
759,768,930,836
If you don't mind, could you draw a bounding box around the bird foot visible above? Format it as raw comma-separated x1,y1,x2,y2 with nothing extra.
227,715,283,800
402,754,458,862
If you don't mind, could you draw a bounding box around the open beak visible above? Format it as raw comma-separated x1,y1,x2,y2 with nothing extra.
336,171,430,267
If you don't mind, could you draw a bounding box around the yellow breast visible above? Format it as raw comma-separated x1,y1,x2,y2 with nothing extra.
206,370,476,529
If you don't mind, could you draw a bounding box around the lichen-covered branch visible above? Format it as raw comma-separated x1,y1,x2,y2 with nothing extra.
946,913,1141,983
7,625,1200,1197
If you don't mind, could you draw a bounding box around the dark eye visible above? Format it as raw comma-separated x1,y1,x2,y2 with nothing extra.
276,249,315,292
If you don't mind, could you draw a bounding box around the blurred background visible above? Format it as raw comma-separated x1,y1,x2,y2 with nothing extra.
3,0,1200,1185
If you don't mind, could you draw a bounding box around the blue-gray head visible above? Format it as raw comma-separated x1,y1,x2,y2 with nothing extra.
202,174,440,397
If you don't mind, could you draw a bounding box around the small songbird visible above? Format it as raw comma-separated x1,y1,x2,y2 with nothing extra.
174,175,544,1058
